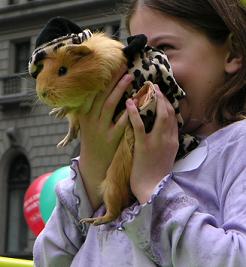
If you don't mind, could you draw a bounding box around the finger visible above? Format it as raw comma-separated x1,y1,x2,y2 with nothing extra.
113,109,129,137
88,91,108,119
78,90,106,126
108,64,128,93
100,73,133,126
126,98,145,143
90,64,128,119
153,85,178,134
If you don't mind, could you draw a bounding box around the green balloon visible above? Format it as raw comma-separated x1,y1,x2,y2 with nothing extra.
40,166,70,222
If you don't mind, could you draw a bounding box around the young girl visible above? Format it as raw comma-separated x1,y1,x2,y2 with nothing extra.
33,0,246,266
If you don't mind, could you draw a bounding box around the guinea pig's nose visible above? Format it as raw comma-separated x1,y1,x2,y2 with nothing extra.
42,91,48,98
39,89,48,99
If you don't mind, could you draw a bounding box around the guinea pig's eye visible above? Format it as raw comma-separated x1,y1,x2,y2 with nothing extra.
58,66,67,76
32,63,43,78
36,63,43,73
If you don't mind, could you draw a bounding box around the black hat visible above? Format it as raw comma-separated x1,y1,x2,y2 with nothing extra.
29,17,92,78
35,16,82,48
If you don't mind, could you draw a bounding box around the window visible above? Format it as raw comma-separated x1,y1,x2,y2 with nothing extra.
3,76,22,95
111,24,120,40
8,0,35,4
8,0,19,5
14,41,30,73
5,154,30,256
85,22,121,40
2,40,31,96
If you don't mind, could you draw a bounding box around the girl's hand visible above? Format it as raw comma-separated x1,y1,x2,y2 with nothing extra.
79,70,133,210
126,85,179,204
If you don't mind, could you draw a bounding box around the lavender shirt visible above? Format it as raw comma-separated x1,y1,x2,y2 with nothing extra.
33,120,246,267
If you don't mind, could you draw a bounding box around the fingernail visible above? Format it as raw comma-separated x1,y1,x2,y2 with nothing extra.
123,74,132,82
126,99,133,106
133,98,138,106
154,84,160,91
154,85,163,96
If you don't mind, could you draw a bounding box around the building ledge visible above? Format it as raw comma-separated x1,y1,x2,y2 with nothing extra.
0,92,34,110
0,0,118,26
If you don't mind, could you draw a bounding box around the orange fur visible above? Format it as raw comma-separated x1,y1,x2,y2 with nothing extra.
36,33,126,112
35,32,150,225
81,124,135,225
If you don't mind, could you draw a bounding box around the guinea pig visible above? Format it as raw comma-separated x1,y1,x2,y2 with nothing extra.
29,18,198,225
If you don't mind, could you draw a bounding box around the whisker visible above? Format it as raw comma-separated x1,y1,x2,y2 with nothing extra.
29,96,43,113
19,70,29,75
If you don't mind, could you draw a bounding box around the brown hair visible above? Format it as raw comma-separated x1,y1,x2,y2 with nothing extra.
124,0,246,126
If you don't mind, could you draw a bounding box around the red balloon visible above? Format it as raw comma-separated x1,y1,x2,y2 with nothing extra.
23,172,52,236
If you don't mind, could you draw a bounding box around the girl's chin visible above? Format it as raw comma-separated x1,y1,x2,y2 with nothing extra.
183,119,219,137
179,101,219,136
184,120,204,134
179,100,203,134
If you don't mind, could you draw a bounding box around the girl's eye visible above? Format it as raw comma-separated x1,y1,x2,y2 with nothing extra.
156,44,174,52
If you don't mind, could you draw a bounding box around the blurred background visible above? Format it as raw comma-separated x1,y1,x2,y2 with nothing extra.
0,0,127,260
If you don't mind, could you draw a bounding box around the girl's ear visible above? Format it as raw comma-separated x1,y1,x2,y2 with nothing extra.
225,33,242,74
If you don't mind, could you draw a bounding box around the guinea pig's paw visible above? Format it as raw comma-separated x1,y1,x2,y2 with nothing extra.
49,107,68,119
79,217,97,225
80,216,112,226
57,126,78,148
57,134,71,148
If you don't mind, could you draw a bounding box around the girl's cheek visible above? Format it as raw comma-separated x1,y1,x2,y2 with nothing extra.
179,98,190,122
169,60,183,82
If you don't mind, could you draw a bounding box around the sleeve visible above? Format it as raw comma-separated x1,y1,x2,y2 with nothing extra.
33,158,94,267
33,201,81,267
118,134,246,267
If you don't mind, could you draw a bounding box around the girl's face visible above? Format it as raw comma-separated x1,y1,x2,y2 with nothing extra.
129,5,230,135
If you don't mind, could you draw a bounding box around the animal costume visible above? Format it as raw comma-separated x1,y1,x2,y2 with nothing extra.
29,17,199,225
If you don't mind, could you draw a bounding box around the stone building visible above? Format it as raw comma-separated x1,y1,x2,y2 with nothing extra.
0,0,126,259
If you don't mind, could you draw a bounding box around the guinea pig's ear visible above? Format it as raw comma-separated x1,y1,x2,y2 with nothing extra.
67,45,92,56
